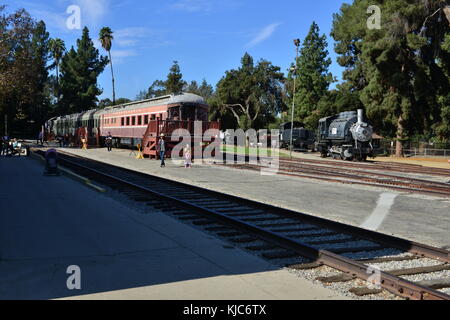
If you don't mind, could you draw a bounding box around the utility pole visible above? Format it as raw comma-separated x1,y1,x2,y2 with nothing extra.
290,39,301,159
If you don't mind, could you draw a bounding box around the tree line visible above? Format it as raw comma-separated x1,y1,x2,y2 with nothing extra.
1,1,449,152
136,0,450,152
0,6,120,137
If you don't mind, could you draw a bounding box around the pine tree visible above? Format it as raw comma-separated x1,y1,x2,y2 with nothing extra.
145,80,167,98
289,22,334,129
29,20,51,131
60,27,108,114
186,79,214,99
165,61,186,95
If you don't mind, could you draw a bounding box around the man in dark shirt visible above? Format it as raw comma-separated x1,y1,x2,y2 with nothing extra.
106,133,113,152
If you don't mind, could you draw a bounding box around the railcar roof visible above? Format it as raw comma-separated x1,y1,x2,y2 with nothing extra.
54,93,208,120
102,93,208,115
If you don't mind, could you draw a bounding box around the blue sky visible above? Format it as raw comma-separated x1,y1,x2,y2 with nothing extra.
4,0,350,101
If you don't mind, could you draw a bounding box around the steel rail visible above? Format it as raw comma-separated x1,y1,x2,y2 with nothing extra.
221,163,450,198
36,150,450,300
50,150,450,263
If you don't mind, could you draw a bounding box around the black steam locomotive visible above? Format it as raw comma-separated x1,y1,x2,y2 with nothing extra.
279,122,315,151
316,110,374,161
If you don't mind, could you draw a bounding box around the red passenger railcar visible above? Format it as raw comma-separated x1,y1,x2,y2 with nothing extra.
49,93,220,159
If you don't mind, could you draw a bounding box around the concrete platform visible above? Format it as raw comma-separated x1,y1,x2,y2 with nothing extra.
57,147,450,250
0,156,345,300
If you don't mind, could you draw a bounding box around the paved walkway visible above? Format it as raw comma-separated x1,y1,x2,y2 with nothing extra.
0,156,345,300
58,147,450,250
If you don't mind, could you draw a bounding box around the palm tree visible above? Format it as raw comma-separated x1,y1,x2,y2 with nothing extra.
99,27,116,104
48,38,65,102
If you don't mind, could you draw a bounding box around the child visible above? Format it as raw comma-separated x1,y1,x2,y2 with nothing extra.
184,144,192,168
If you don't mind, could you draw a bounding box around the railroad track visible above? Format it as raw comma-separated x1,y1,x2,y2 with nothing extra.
33,149,450,300
218,154,450,197
280,156,450,177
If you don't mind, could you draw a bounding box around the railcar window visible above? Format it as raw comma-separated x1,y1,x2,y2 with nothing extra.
121,117,124,126
144,115,149,124
151,114,156,121
138,115,142,125
132,116,136,126
126,117,130,126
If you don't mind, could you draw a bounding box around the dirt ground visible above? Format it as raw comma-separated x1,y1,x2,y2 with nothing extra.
374,156,450,169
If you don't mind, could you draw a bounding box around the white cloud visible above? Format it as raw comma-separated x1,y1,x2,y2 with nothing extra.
246,23,282,48
64,0,110,27
111,49,138,59
114,27,149,47
169,0,238,13
107,50,138,65
171,0,214,12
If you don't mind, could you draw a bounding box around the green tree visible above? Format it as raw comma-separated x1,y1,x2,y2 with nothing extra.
99,27,116,104
165,61,186,95
0,7,35,134
332,0,450,155
146,79,167,98
215,53,286,130
0,8,53,136
287,22,334,130
186,78,214,99
98,97,131,108
48,38,65,98
433,33,450,142
114,97,131,105
60,27,108,114
28,20,52,132
98,98,113,108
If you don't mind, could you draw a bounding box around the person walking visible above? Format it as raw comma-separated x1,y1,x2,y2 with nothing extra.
38,131,43,146
106,132,113,152
63,134,69,147
158,134,166,168
2,135,10,156
0,137,4,156
184,144,192,168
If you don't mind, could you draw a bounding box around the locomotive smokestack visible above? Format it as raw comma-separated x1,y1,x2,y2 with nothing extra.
357,109,364,124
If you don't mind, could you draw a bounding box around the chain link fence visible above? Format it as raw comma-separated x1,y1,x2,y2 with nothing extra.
378,140,450,158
